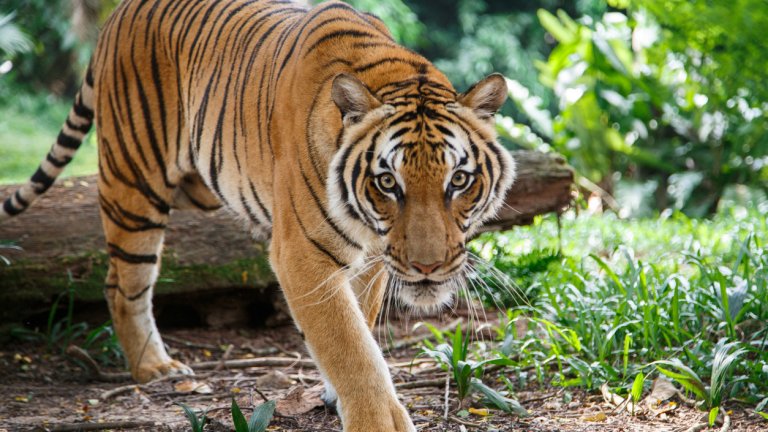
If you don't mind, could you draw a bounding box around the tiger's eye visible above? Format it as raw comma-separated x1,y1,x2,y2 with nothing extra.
451,171,468,188
378,173,396,190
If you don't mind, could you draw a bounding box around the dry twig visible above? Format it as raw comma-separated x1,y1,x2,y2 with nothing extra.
41,420,158,431
387,318,462,351
100,374,179,400
214,344,235,371
193,357,315,370
65,345,131,382
443,372,450,420
395,378,446,390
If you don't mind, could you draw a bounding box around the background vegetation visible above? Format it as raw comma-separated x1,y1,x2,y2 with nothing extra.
1,0,766,424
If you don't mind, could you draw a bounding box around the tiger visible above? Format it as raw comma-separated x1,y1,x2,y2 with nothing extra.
0,0,515,430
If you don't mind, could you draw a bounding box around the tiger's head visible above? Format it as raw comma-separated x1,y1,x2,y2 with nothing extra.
328,73,515,309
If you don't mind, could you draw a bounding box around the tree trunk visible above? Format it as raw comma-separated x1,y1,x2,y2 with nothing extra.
0,150,572,324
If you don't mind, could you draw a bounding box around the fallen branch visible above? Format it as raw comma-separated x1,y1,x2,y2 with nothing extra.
193,357,315,370
66,345,131,382
720,413,731,432
44,420,158,431
162,334,221,351
395,378,446,390
448,416,483,428
520,389,563,405
214,344,235,371
443,373,450,420
69,344,318,383
100,374,180,400
387,318,462,351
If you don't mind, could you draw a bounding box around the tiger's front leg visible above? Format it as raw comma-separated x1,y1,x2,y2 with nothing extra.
98,178,193,383
270,231,414,432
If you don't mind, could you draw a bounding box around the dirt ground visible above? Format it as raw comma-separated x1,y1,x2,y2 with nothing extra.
0,311,764,432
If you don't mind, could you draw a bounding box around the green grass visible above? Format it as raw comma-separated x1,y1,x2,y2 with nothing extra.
464,208,768,416
0,92,98,184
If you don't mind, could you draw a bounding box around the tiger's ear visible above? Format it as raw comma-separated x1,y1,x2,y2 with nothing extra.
458,73,508,120
331,73,381,126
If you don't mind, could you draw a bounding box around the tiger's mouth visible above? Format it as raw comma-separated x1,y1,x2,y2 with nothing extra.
383,253,467,283
385,263,465,309
391,277,456,309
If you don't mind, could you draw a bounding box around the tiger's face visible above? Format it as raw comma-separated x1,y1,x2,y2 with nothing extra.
329,73,515,309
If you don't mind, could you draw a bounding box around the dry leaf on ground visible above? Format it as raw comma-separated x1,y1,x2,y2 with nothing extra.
255,370,294,389
174,380,213,394
275,385,324,416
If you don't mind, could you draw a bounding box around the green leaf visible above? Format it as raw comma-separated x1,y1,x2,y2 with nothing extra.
248,400,276,432
631,372,644,403
537,9,576,44
709,342,746,407
415,322,446,345
654,365,707,402
708,406,720,427
175,402,205,432
622,333,633,377
589,255,626,295
757,411,768,421
231,398,249,432
470,378,529,417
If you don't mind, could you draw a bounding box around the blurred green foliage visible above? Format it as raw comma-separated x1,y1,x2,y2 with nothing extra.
1,0,81,94
500,1,768,215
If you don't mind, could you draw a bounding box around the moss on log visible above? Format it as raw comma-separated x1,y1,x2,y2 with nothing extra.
0,150,572,323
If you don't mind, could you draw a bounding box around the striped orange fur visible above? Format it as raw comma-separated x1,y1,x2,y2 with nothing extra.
1,1,515,430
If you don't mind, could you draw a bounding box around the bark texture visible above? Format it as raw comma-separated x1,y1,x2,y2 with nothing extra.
0,150,572,323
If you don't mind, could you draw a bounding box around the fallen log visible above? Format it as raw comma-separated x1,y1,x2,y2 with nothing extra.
0,150,572,324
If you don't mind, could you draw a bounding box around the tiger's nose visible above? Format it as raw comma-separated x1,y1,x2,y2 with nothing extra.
410,261,444,275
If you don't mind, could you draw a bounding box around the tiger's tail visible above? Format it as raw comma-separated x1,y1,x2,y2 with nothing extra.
1,66,95,219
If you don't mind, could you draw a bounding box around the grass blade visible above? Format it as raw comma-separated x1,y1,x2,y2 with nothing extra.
248,400,276,432
175,402,205,432
470,378,528,416
231,398,248,432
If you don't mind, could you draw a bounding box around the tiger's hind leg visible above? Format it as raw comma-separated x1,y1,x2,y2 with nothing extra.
99,181,192,383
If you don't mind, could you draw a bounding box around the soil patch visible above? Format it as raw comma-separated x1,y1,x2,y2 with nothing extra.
0,314,764,431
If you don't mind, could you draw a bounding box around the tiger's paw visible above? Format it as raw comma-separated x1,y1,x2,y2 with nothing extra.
321,379,338,412
134,359,194,383
342,396,416,432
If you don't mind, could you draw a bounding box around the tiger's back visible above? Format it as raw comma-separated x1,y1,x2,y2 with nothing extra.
93,0,448,236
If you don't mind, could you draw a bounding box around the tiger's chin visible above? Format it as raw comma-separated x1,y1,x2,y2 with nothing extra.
395,279,456,310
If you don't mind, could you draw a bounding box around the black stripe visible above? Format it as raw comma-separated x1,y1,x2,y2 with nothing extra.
47,152,71,168
99,196,167,232
66,118,91,134
2,198,23,216
434,124,455,138
303,29,377,58
73,100,94,121
107,243,158,265
14,190,29,208
248,180,272,223
105,94,171,214
389,127,409,141
85,66,94,87
130,52,174,189
354,57,427,74
184,193,222,211
289,193,346,268
123,285,151,301
30,167,55,194
107,284,151,301
299,164,362,250
57,131,82,150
